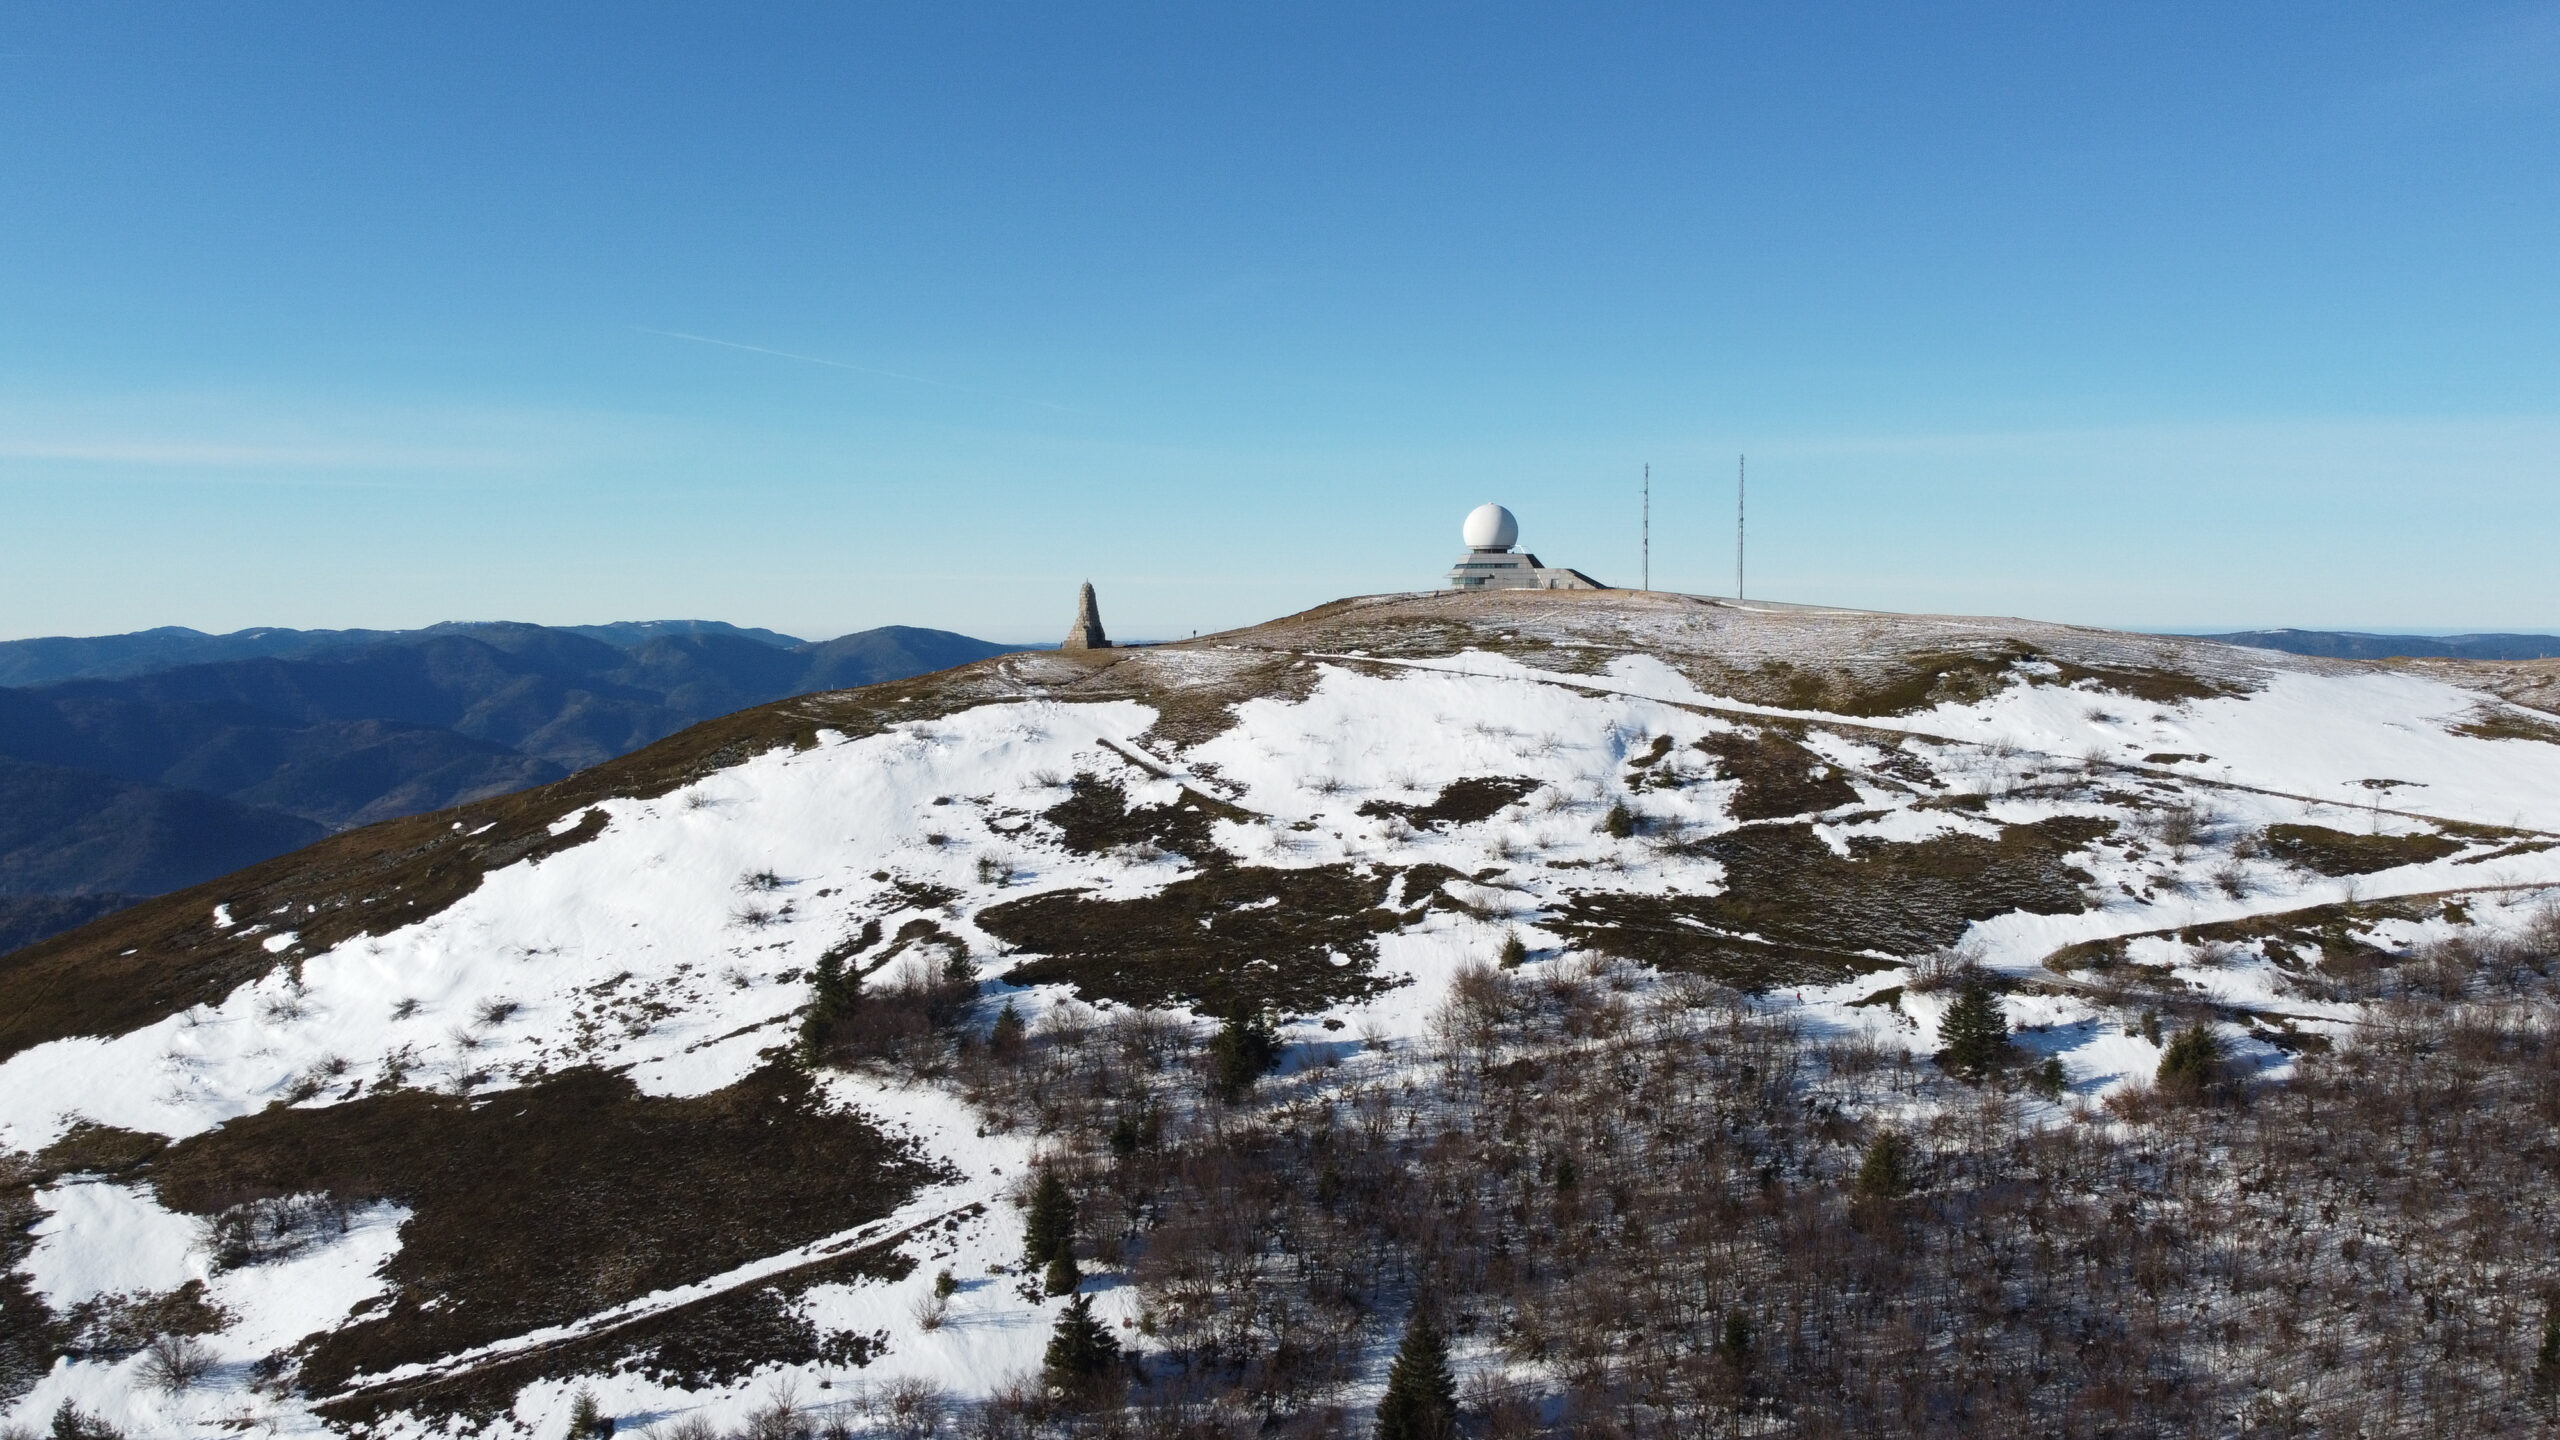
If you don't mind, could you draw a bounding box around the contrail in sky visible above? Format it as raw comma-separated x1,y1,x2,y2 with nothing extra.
632,326,1073,411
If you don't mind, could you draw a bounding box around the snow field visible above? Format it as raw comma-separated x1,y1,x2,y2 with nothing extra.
9,642,2560,1436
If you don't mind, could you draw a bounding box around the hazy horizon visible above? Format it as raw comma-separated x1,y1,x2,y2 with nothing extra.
5,5,2554,640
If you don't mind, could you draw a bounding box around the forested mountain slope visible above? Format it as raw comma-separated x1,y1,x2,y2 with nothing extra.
0,624,1025,954
4,589,2558,1438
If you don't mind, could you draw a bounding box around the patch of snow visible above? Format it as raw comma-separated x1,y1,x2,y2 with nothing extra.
21,1182,201,1307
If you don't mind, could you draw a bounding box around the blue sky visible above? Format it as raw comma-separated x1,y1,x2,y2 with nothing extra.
3,3,2555,643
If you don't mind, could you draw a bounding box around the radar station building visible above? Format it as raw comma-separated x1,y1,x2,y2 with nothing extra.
1443,504,1605,591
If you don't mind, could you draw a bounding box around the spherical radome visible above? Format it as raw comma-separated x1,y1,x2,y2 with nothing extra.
1462,503,1519,551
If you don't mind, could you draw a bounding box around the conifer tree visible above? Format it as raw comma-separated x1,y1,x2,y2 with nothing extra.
566,1389,612,1439
2537,1301,2560,1389
1719,1309,1754,1369
795,950,860,1065
1041,1293,1121,1386
50,1403,122,1440
1043,1243,1083,1296
989,1000,1026,1057
1210,1008,1282,1102
2157,1023,2223,1097
1375,1307,1457,1440
1938,977,2011,1078
1023,1168,1076,1268
1853,1129,1909,1201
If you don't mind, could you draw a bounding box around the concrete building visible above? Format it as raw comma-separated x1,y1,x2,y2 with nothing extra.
1443,503,1605,590
1061,581,1110,650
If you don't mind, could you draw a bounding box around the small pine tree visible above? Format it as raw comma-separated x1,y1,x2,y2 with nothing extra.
2537,1301,2560,1389
1043,1243,1083,1296
1210,1008,1283,1102
2029,1055,2068,1100
1041,1293,1122,1385
2157,1023,2223,1096
1718,1309,1753,1369
934,1267,959,1300
1023,1168,1076,1268
1937,978,2011,1078
50,1403,123,1440
1108,1112,1143,1157
1853,1130,1909,1201
1602,802,1636,839
1497,930,1527,969
1374,1307,1457,1440
989,1001,1026,1057
566,1389,613,1439
1552,1154,1578,1190
796,950,862,1065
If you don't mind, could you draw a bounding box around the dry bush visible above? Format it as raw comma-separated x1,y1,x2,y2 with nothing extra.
137,1333,215,1392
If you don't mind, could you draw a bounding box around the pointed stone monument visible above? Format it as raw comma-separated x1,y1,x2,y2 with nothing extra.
1060,581,1110,651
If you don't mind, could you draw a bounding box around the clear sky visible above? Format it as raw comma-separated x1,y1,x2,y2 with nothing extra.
3,3,2555,643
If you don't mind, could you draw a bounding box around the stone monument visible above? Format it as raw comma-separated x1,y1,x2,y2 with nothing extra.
1061,581,1111,650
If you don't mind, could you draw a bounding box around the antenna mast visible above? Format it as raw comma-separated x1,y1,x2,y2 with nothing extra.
1641,463,1650,592
1736,454,1746,601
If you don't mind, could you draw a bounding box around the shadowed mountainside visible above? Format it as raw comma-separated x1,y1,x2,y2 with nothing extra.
0,621,1028,953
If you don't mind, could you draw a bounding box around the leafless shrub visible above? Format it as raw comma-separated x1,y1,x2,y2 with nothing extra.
2190,939,2244,968
1038,1000,1098,1052
2405,936,2480,1000
2523,896,2560,962
975,853,1018,886
910,1289,948,1330
390,997,422,1021
377,1044,420,1089
258,992,309,1024
474,997,519,1026
1909,939,1985,992
446,1024,483,1053
1433,962,1520,1059
739,869,788,892
681,789,718,811
745,1378,808,1440
646,1417,718,1440
878,1376,950,1440
2154,802,2210,858
2212,860,2251,898
137,1333,216,1392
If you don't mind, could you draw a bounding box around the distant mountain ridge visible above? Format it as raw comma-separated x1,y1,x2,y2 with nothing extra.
0,621,1027,953
2201,629,2560,661
0,619,807,688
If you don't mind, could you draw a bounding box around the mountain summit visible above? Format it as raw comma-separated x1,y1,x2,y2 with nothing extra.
4,589,2558,1436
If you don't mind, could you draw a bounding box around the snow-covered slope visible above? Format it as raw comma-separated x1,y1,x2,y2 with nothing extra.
5,589,2558,1437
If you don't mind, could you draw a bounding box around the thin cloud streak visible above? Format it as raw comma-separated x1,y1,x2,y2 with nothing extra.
633,326,1076,412
0,438,517,470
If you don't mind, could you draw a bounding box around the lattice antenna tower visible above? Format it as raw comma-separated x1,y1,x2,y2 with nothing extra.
1736,454,1746,601
1641,463,1650,592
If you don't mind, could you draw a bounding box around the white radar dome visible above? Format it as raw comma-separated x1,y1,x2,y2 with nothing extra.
1462,502,1520,551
